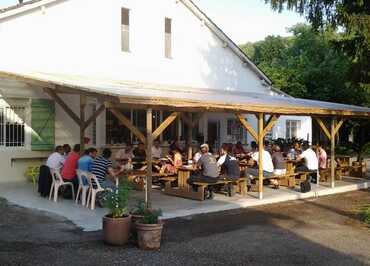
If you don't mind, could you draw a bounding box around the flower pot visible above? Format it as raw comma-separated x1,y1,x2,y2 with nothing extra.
136,222,163,250
130,214,144,239
103,214,131,246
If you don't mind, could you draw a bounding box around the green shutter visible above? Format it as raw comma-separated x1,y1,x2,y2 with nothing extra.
31,99,55,151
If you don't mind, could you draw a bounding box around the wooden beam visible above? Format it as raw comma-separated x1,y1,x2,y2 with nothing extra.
236,114,259,142
258,113,264,200
330,118,336,188
334,118,345,136
180,113,193,127
80,95,87,152
146,108,153,208
109,108,146,144
315,117,331,140
263,115,280,137
82,104,105,131
152,112,178,140
44,88,81,126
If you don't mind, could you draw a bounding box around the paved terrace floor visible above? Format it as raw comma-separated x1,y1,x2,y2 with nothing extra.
0,177,369,232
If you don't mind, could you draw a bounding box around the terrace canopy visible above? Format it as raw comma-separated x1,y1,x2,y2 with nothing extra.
1,70,370,206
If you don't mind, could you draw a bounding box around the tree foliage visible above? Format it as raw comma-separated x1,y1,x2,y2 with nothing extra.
241,24,359,104
264,0,370,107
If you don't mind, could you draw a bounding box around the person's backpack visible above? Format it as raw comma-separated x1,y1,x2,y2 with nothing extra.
38,165,52,197
300,180,311,193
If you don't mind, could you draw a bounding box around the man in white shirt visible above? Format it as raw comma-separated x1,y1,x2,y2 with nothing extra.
151,140,162,159
46,146,65,170
295,144,319,172
245,142,274,188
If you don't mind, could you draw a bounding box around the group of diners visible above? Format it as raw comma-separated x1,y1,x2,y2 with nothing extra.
42,139,328,202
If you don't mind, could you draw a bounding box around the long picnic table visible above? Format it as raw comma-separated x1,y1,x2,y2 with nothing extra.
162,165,248,201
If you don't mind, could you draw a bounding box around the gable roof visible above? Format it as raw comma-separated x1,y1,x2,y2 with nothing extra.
0,0,273,87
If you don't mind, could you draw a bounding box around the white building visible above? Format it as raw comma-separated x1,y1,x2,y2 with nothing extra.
0,0,311,182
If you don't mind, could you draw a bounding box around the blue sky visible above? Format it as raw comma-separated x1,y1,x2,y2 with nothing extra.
0,0,305,43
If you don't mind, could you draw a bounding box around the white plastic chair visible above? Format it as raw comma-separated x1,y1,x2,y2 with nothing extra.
75,170,90,206
49,168,75,202
86,174,105,210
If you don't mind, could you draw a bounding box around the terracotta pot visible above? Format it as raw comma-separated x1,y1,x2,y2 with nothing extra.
103,214,131,246
136,221,163,250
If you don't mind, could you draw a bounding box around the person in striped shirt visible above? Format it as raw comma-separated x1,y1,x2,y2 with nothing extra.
91,148,124,189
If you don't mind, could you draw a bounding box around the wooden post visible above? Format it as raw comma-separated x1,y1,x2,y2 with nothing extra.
258,113,264,199
187,114,193,160
80,95,86,152
330,118,336,188
146,108,153,208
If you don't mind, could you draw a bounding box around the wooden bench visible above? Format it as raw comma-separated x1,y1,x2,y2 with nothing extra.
250,173,297,192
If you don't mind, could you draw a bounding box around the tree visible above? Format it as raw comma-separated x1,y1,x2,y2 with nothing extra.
242,24,353,103
264,1,370,146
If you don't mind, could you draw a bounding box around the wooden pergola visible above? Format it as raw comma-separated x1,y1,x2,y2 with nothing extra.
1,71,369,207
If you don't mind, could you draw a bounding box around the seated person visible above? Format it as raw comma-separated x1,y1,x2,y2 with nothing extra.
63,144,71,159
188,144,219,199
160,147,183,175
115,144,134,171
316,143,327,170
218,143,240,180
152,140,163,159
218,143,241,196
295,143,319,175
46,145,65,170
133,142,146,161
61,144,81,191
245,141,274,189
78,147,98,186
133,142,147,169
193,144,212,163
233,141,246,156
91,148,124,190
271,145,286,176
78,148,97,173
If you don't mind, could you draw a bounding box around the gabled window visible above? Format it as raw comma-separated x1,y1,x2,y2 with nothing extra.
165,18,172,58
121,8,130,52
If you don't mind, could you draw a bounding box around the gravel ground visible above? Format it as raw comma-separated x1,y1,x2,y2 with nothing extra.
0,190,370,266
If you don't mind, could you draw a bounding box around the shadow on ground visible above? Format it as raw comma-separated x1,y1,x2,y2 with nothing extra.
1,190,370,265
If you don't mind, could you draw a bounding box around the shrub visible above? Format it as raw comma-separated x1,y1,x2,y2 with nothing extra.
141,208,163,224
104,181,131,218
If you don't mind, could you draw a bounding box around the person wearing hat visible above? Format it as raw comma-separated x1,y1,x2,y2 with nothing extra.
188,143,219,199
193,143,211,163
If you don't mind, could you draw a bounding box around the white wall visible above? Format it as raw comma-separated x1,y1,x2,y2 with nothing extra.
0,79,107,182
0,0,270,94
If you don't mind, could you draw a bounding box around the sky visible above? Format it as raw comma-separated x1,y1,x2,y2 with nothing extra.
0,0,306,44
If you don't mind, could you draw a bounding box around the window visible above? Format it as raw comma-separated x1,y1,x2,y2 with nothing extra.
0,103,26,148
121,8,130,52
286,120,301,139
227,119,244,143
164,17,172,58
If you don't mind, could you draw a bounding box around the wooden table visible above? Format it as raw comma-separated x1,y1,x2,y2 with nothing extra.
163,166,206,200
118,170,167,191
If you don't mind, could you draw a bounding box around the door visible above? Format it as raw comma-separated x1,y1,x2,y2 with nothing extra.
208,120,220,152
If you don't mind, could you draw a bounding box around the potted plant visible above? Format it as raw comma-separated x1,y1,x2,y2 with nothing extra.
130,200,146,236
136,208,164,250
102,181,132,246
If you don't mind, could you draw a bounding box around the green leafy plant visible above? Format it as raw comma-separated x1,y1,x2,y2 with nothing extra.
24,166,40,185
359,205,370,226
104,181,131,218
131,200,146,216
140,208,163,224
